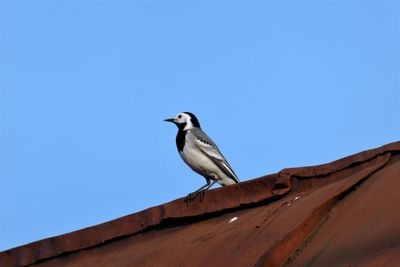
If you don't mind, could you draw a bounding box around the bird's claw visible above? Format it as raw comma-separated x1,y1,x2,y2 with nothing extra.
185,193,194,204
199,190,206,201
185,189,206,205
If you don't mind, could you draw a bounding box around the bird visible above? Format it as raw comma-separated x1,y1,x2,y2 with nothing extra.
164,112,239,201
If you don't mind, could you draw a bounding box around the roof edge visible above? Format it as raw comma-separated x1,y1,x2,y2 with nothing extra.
1,141,399,267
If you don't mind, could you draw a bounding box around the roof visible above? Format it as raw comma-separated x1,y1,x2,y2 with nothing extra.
1,141,400,267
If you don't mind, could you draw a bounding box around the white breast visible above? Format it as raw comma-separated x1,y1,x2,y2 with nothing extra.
179,132,234,185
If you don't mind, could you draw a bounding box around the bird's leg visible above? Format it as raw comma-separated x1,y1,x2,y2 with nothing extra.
186,180,216,203
186,182,209,203
198,180,216,201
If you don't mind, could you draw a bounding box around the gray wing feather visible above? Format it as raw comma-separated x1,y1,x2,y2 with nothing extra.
191,128,239,183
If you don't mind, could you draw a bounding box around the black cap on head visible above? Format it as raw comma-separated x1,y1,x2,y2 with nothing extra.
184,112,201,128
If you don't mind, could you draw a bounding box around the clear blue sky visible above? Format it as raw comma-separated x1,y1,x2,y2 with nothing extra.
0,0,399,251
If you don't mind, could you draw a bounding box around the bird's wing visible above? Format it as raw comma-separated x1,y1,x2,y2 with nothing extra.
192,129,239,183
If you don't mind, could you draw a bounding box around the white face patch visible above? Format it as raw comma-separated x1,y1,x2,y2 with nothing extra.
174,113,193,130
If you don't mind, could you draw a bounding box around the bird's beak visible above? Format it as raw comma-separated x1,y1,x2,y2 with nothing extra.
164,118,175,123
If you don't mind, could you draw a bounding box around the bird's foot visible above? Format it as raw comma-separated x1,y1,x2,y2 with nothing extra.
199,189,206,201
185,193,194,204
185,189,206,205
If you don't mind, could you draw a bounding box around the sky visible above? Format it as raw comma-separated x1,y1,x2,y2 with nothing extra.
0,0,399,251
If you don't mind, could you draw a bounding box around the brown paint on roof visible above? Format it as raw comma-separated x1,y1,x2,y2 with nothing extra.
1,141,400,267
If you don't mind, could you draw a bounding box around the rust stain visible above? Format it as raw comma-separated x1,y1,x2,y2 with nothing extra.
0,141,399,267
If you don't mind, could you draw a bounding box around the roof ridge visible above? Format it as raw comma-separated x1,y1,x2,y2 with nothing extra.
1,141,399,267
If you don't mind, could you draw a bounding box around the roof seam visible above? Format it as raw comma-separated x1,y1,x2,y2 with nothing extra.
277,153,391,267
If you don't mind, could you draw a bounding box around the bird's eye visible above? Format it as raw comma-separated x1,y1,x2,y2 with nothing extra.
178,115,182,119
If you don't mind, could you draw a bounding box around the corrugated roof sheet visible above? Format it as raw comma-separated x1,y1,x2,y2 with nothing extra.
1,141,399,267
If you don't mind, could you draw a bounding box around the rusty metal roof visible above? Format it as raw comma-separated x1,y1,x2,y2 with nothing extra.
1,141,400,267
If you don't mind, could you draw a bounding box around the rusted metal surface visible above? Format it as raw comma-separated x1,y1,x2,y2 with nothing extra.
1,141,399,267
285,153,400,267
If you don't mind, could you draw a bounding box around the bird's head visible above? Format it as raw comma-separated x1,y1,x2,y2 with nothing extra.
164,112,201,131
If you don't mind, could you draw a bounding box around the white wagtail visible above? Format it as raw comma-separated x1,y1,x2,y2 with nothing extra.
165,112,239,201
